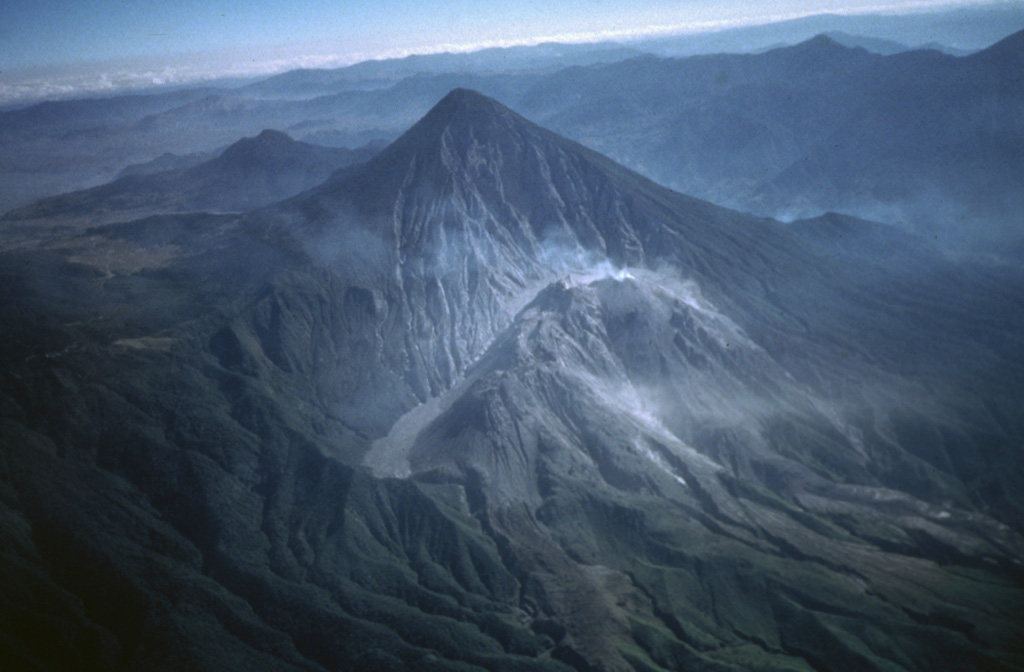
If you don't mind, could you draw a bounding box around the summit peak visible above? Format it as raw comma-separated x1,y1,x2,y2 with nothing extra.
417,88,515,129
218,128,302,163
761,33,867,63
253,128,293,142
437,87,495,107
785,33,848,54
345,87,537,185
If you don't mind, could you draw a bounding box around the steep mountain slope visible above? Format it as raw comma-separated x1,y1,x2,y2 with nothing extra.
251,88,786,432
2,130,380,226
1,89,1023,671
371,268,1024,670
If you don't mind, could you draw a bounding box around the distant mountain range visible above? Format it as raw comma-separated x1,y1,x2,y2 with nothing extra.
4,28,1022,255
241,42,647,100
521,29,1024,250
628,5,1024,57
2,88,1022,672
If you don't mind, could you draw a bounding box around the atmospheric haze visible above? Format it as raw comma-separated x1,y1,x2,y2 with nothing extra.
2,0,1022,104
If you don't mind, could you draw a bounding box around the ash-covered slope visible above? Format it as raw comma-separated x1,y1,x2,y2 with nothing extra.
250,88,796,434
2,130,379,225
366,267,1024,672
2,89,1024,672
366,270,801,502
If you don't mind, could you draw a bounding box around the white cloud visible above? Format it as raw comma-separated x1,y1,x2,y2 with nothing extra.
0,0,1007,107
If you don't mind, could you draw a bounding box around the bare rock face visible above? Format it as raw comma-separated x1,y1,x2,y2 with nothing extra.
256,89,816,437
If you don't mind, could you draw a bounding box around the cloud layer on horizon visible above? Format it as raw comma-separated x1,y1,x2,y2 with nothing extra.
1,0,1017,108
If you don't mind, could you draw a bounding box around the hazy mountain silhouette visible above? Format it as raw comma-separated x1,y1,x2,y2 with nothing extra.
115,149,217,177
519,31,1024,250
630,5,1024,57
2,130,380,225
243,42,646,99
821,31,911,54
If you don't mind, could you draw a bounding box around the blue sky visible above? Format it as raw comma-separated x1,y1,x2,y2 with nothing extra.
3,0,1007,69
0,0,1014,104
